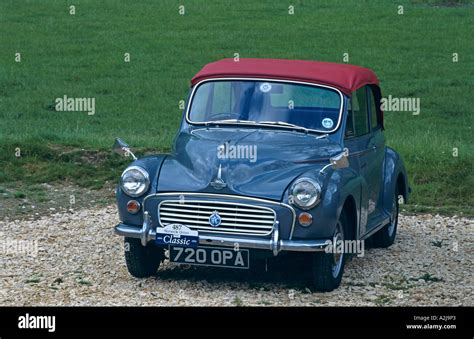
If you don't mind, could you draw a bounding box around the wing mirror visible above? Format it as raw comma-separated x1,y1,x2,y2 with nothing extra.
112,137,137,160
330,148,349,169
320,148,349,175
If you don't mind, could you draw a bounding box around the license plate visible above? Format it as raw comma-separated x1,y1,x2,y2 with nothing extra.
155,224,199,248
169,246,249,269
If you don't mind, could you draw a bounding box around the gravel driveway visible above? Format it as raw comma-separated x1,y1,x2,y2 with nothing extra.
1,207,472,306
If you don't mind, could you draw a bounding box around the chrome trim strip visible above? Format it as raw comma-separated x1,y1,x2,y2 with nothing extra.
185,77,345,135
115,224,142,238
138,211,154,246
200,234,274,250
142,192,297,239
272,221,280,256
279,239,328,252
114,223,328,253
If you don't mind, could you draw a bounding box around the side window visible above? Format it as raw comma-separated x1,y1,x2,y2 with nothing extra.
345,99,355,138
368,86,379,130
350,86,369,137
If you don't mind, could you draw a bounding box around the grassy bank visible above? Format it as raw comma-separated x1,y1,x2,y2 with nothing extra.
1,0,473,215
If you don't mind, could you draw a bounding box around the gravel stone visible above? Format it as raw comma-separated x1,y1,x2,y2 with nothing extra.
1,207,472,306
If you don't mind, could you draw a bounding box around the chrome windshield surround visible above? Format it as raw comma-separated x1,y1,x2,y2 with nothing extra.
185,77,345,134
143,192,297,239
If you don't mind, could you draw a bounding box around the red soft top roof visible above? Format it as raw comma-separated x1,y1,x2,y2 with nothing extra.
191,58,379,95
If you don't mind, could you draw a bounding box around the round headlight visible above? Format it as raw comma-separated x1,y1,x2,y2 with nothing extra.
120,166,150,197
290,178,321,210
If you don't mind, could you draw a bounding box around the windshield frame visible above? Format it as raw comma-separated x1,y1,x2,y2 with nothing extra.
185,77,345,134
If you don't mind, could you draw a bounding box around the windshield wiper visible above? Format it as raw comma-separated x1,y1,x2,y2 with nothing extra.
206,119,257,125
258,121,309,133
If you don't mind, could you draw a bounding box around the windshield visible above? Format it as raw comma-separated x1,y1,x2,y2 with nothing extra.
188,80,343,133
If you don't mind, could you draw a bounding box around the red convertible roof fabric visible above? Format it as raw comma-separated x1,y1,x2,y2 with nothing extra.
191,58,379,95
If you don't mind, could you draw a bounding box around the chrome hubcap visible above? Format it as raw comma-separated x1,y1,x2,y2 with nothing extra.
331,221,344,278
387,198,397,237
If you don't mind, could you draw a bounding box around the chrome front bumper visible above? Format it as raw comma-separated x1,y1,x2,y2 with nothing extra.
114,212,328,256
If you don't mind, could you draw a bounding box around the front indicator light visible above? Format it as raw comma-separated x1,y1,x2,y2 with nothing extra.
126,200,141,214
298,212,313,227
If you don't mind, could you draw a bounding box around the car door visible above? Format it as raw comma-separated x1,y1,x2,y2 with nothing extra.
343,86,383,236
366,86,385,225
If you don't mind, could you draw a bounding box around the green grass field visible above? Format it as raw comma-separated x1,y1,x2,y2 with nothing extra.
1,0,473,215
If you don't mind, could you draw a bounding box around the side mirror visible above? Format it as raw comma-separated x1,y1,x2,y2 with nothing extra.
320,148,349,175
113,138,137,160
330,148,349,169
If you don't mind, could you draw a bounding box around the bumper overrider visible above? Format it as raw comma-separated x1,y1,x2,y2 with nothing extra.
114,211,329,256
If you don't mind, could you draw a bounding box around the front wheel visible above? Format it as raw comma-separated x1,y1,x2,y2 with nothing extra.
124,237,165,278
311,212,347,292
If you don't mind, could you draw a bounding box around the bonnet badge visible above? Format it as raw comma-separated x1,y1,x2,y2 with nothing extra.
210,164,227,190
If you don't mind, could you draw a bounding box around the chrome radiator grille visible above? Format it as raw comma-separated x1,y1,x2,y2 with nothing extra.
158,200,276,236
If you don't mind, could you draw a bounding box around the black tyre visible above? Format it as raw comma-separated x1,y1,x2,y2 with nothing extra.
371,189,399,248
311,212,347,292
124,237,165,278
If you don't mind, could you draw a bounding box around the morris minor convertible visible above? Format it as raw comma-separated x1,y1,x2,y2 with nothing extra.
113,58,409,291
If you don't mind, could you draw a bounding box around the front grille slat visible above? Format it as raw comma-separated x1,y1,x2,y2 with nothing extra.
159,223,270,234
158,199,276,236
160,217,273,228
178,227,270,235
160,212,275,225
159,208,275,219
161,203,270,214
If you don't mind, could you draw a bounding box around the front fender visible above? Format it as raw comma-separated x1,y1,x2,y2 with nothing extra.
116,154,168,226
290,167,362,240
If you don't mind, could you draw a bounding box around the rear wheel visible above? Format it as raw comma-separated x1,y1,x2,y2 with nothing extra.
124,237,165,278
311,212,347,292
371,189,399,248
